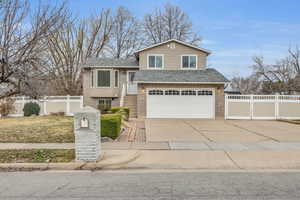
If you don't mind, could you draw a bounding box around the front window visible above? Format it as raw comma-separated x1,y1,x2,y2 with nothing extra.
148,55,163,69
182,55,197,69
97,70,111,87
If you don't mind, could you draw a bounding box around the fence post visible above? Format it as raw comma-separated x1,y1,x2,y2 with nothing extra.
66,95,70,115
43,96,47,115
80,96,84,109
22,96,26,116
250,95,254,120
275,95,279,119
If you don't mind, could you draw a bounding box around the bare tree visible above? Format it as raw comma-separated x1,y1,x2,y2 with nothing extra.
107,6,141,58
44,9,112,95
143,3,201,45
231,75,261,94
288,47,300,74
0,0,67,99
251,54,298,94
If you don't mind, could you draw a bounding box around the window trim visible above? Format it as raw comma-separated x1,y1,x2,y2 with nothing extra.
114,70,119,88
147,54,164,69
181,55,198,69
90,70,94,88
96,69,112,88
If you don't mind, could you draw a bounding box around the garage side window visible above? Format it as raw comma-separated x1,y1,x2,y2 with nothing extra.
198,90,213,95
148,90,164,95
165,90,180,95
181,90,196,95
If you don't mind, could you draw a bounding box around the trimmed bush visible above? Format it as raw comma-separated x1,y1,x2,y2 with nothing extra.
110,106,130,121
101,114,122,139
23,102,40,117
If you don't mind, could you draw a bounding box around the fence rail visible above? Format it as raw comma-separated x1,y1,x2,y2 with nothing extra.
4,96,83,117
225,94,300,120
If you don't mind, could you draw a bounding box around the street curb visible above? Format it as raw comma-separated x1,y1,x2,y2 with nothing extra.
0,151,140,172
81,151,141,170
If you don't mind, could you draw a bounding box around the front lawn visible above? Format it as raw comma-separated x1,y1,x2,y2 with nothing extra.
0,149,75,163
0,116,74,143
0,115,122,143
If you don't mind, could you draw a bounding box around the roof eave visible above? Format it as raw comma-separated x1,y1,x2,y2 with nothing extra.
134,81,229,84
83,65,140,69
134,39,212,55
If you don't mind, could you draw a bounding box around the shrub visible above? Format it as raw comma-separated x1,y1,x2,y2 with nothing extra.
110,106,130,121
97,104,111,114
101,114,122,139
23,102,40,117
0,98,15,117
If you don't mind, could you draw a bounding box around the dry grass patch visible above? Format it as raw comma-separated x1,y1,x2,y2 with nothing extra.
278,119,300,125
0,116,74,143
0,149,75,163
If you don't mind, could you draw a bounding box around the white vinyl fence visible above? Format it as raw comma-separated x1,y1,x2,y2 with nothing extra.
225,95,300,120
5,96,83,117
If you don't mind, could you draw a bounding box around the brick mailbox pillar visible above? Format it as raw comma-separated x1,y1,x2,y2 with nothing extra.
74,106,101,162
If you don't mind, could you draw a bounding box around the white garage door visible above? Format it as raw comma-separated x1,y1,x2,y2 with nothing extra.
147,88,215,119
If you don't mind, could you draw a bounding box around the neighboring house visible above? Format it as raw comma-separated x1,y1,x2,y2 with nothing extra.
224,83,241,95
82,39,229,119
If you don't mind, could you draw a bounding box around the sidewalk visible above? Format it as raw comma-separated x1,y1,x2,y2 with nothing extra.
2,141,300,150
121,150,300,170
1,147,300,170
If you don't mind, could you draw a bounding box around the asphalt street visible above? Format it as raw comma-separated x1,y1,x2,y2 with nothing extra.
1,170,300,200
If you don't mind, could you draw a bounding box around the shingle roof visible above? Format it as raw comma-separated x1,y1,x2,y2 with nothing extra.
134,68,229,83
83,57,139,68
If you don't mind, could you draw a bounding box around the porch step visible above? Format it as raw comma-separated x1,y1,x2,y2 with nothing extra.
124,95,137,118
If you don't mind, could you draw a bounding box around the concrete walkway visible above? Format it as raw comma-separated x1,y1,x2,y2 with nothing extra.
2,141,300,150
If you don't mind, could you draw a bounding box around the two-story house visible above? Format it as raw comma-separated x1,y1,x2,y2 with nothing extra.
82,39,229,119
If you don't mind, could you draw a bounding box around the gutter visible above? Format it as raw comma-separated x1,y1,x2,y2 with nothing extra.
134,81,229,84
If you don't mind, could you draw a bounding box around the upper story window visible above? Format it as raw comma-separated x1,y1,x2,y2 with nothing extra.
97,70,111,87
182,55,197,69
148,55,163,69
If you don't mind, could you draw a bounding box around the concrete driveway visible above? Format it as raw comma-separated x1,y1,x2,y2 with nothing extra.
146,119,300,142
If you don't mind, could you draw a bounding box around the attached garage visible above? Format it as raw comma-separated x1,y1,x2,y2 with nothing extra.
134,69,229,119
147,88,215,119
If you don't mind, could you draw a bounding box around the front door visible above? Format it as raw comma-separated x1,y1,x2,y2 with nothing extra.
127,71,137,94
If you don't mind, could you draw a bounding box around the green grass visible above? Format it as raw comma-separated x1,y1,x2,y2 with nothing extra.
0,149,75,163
0,116,74,143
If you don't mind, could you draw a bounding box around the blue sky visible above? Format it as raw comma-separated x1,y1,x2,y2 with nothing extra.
33,0,300,78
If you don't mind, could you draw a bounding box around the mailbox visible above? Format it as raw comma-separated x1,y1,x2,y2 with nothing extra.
74,106,101,162
80,117,89,128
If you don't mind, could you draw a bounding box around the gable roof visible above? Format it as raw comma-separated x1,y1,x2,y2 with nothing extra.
134,68,229,84
83,57,139,68
134,39,212,55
